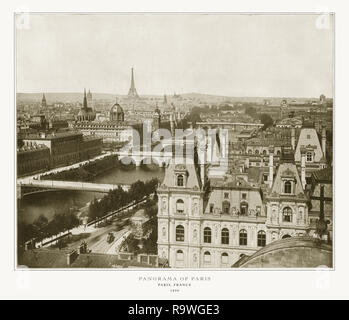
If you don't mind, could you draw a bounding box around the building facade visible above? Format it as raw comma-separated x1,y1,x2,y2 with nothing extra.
77,89,96,121
157,148,312,268
20,131,102,172
17,144,50,176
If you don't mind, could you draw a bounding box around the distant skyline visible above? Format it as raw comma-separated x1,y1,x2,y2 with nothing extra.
16,14,334,98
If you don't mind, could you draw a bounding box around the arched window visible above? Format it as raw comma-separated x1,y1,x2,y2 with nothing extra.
176,199,184,214
263,150,267,155
255,150,259,155
248,149,252,155
283,207,293,222
176,225,185,242
221,228,229,245
282,234,291,239
277,150,281,155
177,175,184,187
284,181,292,194
204,227,212,243
239,229,248,246
176,250,184,261
204,251,211,263
221,252,229,264
222,201,230,214
257,230,266,247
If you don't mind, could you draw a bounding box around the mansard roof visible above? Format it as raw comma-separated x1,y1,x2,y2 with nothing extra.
312,167,332,184
294,127,323,162
159,160,202,190
211,175,255,190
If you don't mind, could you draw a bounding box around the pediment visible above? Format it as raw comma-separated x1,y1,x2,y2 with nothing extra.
281,168,295,177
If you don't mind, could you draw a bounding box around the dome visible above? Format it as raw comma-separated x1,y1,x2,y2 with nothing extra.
110,102,124,114
110,100,124,123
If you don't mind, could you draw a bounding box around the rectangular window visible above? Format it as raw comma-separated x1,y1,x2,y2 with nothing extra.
240,205,247,215
306,152,313,162
209,204,214,213
256,206,261,216
224,192,229,199
242,193,247,200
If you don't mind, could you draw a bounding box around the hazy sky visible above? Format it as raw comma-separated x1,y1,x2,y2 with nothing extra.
16,14,334,97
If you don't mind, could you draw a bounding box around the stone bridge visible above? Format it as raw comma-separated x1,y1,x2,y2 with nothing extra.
116,150,175,167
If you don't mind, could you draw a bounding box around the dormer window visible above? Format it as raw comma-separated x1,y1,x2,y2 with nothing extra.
284,181,292,194
240,201,248,215
222,201,230,214
263,174,268,183
177,174,184,187
306,152,313,162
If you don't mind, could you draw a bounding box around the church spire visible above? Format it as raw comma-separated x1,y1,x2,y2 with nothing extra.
83,88,88,109
41,93,47,110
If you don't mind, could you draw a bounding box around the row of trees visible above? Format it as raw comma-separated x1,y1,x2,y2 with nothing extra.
245,106,274,130
88,178,159,222
18,209,80,248
41,155,119,182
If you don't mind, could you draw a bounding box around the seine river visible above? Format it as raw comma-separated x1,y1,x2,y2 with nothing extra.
18,165,165,224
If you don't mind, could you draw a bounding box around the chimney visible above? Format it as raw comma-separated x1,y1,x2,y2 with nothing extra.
170,114,175,137
291,127,295,150
322,126,326,159
200,164,205,187
268,146,274,188
198,142,206,187
245,157,250,169
300,147,306,189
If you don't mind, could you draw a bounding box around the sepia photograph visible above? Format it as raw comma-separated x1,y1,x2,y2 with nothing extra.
15,13,334,270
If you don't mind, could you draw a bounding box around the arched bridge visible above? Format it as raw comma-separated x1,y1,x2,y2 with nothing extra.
116,150,175,167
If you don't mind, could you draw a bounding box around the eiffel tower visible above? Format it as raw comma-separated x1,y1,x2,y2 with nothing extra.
127,67,139,98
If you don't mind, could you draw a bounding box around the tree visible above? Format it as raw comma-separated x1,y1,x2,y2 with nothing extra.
259,114,274,130
245,106,257,118
33,214,48,230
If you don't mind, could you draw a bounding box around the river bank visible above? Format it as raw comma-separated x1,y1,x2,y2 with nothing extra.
18,164,165,225
40,155,121,182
